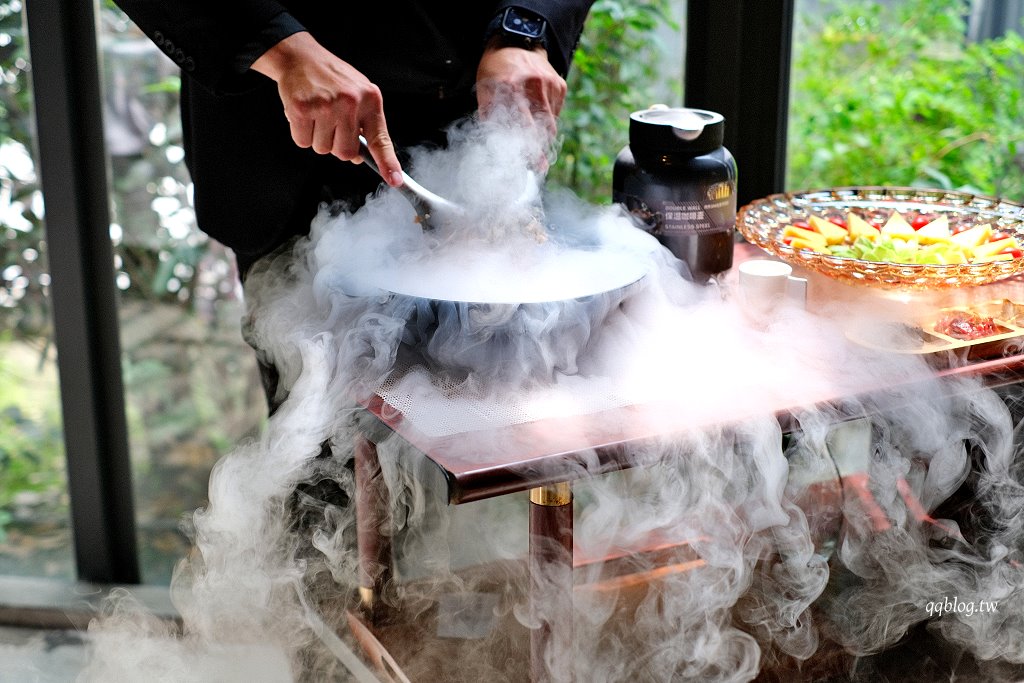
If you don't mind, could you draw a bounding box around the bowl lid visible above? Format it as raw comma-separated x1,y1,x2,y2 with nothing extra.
629,107,725,156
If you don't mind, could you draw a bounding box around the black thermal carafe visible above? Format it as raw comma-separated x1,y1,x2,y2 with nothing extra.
613,107,738,282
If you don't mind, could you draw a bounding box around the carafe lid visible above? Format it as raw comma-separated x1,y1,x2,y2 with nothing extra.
629,106,725,156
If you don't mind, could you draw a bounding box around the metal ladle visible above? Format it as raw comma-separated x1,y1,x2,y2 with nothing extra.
357,135,464,231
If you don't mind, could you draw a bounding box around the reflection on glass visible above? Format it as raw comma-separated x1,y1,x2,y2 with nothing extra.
99,8,265,584
0,0,74,580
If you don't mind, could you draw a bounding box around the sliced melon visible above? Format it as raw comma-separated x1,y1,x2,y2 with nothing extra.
915,215,952,244
971,236,1018,260
808,215,849,245
950,223,993,249
880,210,916,239
847,213,881,238
942,247,970,264
974,253,1015,263
782,225,828,249
789,237,829,253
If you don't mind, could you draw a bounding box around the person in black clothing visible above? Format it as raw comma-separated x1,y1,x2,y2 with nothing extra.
110,2,595,277
109,3,599,641
111,2,596,413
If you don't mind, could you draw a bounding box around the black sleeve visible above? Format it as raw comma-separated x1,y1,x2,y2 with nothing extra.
494,0,596,75
111,0,306,94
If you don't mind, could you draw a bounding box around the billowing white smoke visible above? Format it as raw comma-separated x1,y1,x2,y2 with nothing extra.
78,117,1024,681
815,384,1024,660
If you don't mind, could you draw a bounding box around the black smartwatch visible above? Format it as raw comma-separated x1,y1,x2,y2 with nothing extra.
487,6,549,51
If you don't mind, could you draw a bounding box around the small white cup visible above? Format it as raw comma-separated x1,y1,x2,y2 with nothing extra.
738,259,806,324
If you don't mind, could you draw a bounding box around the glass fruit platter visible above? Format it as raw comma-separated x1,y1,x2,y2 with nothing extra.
737,187,1024,289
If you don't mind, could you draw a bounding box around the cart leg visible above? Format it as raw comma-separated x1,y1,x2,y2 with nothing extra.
355,432,392,623
529,482,573,683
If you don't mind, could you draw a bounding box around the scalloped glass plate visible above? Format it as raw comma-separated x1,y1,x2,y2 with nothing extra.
737,187,1024,289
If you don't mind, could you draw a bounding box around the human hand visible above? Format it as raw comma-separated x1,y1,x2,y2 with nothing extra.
251,31,403,187
476,40,567,143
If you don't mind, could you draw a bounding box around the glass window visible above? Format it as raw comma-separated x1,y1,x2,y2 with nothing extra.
787,0,1024,198
98,7,266,584
0,0,74,580
553,0,686,202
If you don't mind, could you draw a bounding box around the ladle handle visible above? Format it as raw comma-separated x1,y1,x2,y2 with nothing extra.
354,135,438,225
356,135,385,180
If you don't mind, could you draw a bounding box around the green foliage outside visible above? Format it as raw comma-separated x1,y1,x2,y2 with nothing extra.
0,0,45,338
0,408,64,542
0,1,66,553
0,340,66,553
787,0,1024,199
551,0,680,203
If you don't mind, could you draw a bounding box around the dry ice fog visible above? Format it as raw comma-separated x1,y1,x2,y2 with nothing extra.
77,114,1024,681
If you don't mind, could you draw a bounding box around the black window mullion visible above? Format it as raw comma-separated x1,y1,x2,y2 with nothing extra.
685,0,795,206
24,0,139,584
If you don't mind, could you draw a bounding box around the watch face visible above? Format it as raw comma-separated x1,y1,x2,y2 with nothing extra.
502,8,545,39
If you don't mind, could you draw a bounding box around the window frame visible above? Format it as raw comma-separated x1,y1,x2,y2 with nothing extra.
24,0,139,584
685,0,795,207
